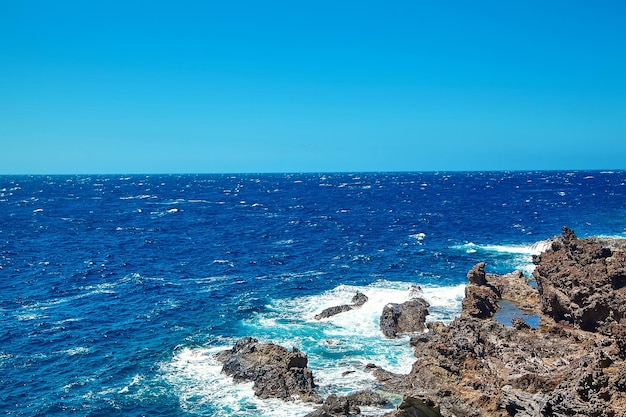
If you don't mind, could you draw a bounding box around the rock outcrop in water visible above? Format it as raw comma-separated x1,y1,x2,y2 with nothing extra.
380,297,430,338
215,337,321,403
314,292,369,320
373,227,626,416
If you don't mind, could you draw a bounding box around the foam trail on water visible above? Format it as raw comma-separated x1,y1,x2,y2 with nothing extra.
455,242,548,255
163,281,466,415
243,280,465,397
452,239,557,275
162,346,316,416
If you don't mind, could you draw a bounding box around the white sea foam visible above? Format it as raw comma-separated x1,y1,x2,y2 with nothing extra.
162,346,316,416
61,346,92,356
455,242,544,255
164,279,464,415
452,240,556,275
409,232,426,241
245,280,465,391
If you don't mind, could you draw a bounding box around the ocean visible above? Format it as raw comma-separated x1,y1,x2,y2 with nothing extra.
1,171,625,416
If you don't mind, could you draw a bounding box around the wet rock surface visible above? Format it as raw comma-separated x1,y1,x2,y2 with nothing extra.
314,292,369,320
215,337,321,402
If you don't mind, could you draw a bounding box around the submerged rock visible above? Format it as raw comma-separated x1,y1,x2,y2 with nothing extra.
314,304,353,320
215,337,321,402
351,291,369,307
314,292,369,320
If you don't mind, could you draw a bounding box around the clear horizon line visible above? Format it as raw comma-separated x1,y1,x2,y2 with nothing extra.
1,168,624,177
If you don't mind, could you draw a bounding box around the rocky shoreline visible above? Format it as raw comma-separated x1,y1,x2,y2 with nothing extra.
215,227,626,416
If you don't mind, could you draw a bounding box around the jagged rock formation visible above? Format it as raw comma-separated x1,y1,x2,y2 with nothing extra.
373,227,626,416
215,337,321,402
462,262,540,320
461,262,500,319
304,390,391,417
315,292,369,320
217,228,626,417
391,396,442,417
380,297,430,338
533,226,626,333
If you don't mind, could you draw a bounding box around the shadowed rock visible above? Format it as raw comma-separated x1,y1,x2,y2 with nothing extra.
466,262,487,285
461,262,500,319
392,396,442,417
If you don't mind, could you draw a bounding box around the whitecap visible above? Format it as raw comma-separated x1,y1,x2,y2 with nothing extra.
243,278,466,398
61,346,92,356
452,242,546,256
161,346,316,416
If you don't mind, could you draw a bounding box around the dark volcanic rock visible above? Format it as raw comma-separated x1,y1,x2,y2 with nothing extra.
462,263,540,321
372,231,626,417
461,283,499,319
315,292,369,320
351,291,369,306
216,337,320,402
533,226,626,333
315,304,354,320
466,262,488,285
461,262,500,319
390,396,442,417
304,390,391,417
380,298,430,338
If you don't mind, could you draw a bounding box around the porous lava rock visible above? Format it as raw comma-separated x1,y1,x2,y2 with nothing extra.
314,292,369,320
215,337,321,402
380,297,430,338
461,262,500,319
372,228,626,416
304,390,391,417
533,226,626,333
217,228,626,417
389,396,442,417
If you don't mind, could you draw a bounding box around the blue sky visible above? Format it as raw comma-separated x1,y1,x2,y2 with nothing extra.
1,1,625,174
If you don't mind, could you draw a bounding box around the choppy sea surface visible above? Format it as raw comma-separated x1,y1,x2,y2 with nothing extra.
1,171,625,416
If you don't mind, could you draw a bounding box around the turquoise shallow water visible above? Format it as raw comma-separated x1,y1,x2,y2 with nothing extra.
1,171,625,416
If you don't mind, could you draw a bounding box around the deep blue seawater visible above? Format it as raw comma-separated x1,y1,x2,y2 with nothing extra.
1,171,625,416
